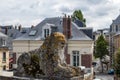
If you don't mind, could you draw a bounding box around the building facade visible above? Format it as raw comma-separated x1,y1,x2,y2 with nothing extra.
0,32,10,70
114,33,120,53
109,14,120,66
0,48,9,70
13,16,94,70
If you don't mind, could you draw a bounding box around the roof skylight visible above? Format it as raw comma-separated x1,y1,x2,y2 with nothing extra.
29,30,37,36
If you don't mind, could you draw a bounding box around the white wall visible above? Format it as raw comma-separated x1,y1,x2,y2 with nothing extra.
68,40,94,66
0,49,9,70
13,40,43,53
13,39,94,68
13,40,43,68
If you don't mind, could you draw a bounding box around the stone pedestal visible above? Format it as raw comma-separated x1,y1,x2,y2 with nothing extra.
0,76,84,80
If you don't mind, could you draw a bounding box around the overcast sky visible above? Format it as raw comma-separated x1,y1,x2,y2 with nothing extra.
0,0,120,31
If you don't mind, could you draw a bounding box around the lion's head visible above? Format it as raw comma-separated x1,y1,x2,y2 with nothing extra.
41,32,66,50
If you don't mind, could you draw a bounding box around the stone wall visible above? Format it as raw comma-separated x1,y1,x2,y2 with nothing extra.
0,76,84,80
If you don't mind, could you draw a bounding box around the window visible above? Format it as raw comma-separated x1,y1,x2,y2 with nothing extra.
72,51,79,66
29,30,37,36
2,52,6,62
2,39,6,46
44,29,49,38
116,25,118,32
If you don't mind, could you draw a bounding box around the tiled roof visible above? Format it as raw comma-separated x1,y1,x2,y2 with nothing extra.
74,19,85,27
15,17,92,41
8,28,30,39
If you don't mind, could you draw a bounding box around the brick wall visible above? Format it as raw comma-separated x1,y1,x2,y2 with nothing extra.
81,54,92,68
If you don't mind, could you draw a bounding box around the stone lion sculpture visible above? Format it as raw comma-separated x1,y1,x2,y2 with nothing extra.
16,32,81,78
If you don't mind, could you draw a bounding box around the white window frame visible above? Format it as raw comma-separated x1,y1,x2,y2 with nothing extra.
44,29,50,38
42,23,53,39
29,30,37,36
2,52,6,62
72,51,80,66
2,39,6,46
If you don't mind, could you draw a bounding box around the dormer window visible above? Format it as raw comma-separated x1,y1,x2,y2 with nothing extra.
44,29,50,38
42,23,54,39
42,23,58,39
2,39,6,46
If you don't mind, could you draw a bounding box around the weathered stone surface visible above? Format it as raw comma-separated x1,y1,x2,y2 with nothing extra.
15,53,31,77
15,32,81,79
0,76,83,80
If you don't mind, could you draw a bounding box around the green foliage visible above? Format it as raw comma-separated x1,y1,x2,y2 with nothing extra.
94,35,109,59
72,10,86,27
23,54,44,77
94,35,109,73
114,49,120,76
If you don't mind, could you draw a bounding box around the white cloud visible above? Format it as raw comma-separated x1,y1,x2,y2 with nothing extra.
0,0,120,31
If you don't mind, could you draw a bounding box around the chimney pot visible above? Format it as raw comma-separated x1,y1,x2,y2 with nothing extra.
18,25,22,31
31,25,34,28
68,15,70,18
5,27,8,35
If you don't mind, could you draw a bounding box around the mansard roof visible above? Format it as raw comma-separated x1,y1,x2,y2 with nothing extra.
112,15,120,25
15,17,92,41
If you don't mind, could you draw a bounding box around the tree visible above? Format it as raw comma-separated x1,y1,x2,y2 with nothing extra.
72,10,86,26
114,48,120,77
94,35,109,72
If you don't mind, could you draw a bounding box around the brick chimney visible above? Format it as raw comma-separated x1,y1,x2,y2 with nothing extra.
18,25,22,31
31,25,34,28
63,15,72,64
5,27,8,35
63,14,68,38
67,16,72,39
63,15,72,39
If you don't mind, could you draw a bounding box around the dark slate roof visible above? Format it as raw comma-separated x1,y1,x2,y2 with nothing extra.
15,17,92,41
111,15,120,25
80,28,93,39
70,22,92,40
8,29,22,39
0,25,13,29
74,19,85,27
8,28,30,39
0,27,30,39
